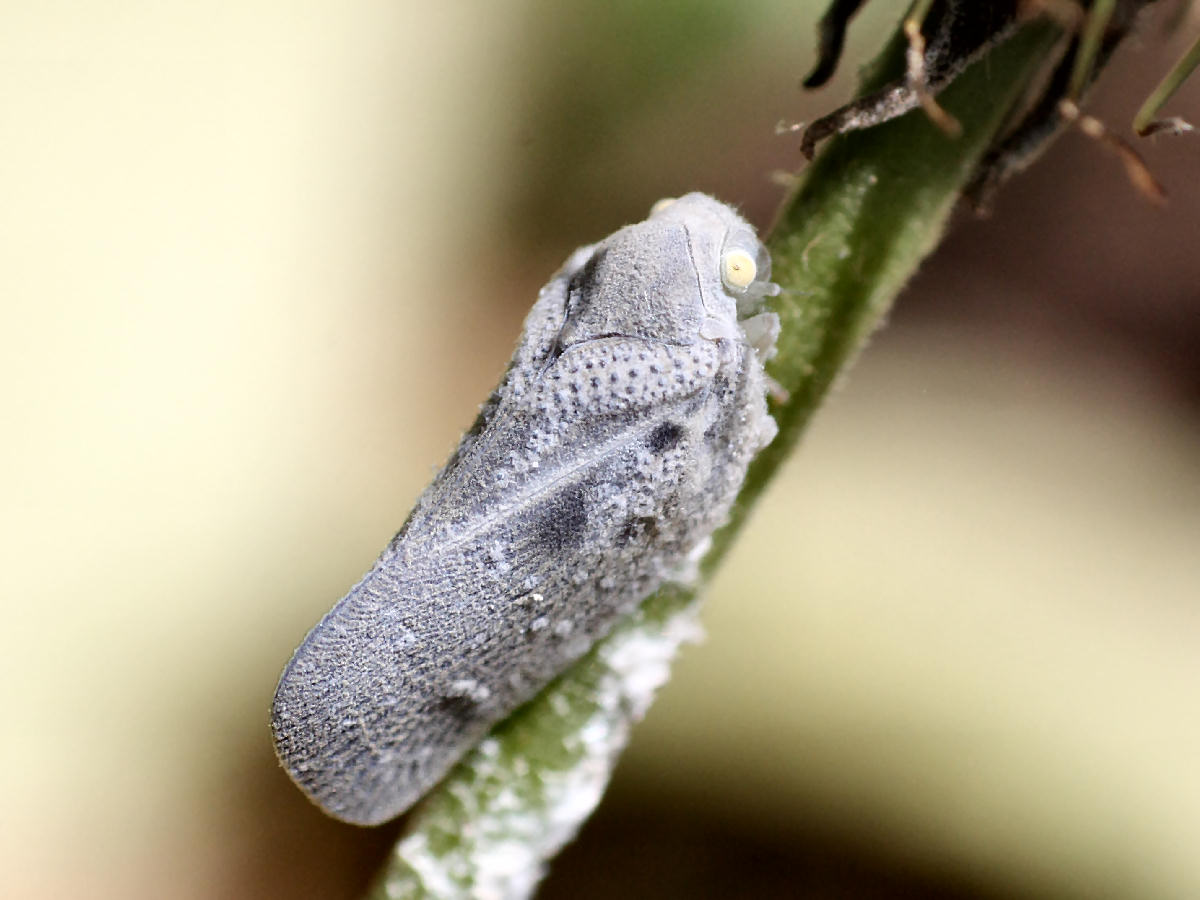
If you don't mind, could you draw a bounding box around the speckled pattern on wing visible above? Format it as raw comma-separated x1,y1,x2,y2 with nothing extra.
271,193,780,825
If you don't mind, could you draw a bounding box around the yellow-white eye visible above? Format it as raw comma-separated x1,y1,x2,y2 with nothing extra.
649,197,676,216
722,249,756,289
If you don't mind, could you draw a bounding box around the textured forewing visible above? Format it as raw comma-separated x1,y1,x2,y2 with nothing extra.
271,381,706,825
270,193,780,827
271,550,517,824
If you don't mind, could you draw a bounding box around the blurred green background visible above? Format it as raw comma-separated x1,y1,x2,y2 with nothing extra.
2,2,1197,897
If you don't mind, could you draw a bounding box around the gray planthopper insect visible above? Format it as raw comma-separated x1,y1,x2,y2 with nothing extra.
271,193,782,826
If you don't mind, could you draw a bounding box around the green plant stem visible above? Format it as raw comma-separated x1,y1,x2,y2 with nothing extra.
368,17,1063,900
1069,0,1116,99
1133,33,1200,134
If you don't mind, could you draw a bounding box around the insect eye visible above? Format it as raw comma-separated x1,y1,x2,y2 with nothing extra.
721,249,756,290
649,197,676,216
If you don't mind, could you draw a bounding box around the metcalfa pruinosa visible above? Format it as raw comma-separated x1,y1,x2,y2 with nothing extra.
271,193,781,825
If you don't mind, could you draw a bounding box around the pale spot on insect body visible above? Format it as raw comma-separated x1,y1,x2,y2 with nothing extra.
447,679,492,704
648,196,677,216
553,619,574,637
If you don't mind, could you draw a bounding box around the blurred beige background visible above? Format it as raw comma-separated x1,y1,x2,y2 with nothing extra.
1,2,1197,898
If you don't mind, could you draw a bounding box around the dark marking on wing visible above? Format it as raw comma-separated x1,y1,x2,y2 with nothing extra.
436,693,477,719
647,422,683,454
534,483,589,552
